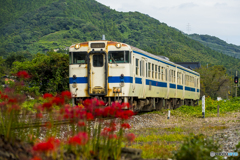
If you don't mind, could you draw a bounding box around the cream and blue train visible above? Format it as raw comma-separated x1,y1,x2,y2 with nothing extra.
69,40,200,111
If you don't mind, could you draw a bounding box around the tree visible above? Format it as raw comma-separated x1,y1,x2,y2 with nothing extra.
11,51,69,94
195,65,230,99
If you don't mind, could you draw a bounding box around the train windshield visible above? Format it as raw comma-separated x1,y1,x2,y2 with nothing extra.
108,51,130,63
72,52,87,64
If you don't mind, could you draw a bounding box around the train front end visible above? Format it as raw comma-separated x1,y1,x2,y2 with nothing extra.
69,41,132,105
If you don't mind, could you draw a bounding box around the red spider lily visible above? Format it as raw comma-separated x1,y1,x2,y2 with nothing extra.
0,94,8,100
94,108,104,117
36,113,43,118
125,133,135,142
68,132,88,146
30,156,42,160
51,97,65,106
16,70,30,79
43,93,53,99
8,98,17,104
61,91,72,99
78,121,85,127
108,134,118,139
33,137,60,152
121,123,131,129
103,106,117,117
116,110,134,120
86,112,94,120
121,102,130,109
42,102,53,111
82,98,105,112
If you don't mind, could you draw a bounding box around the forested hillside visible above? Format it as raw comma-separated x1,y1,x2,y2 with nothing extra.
0,0,240,74
188,34,240,59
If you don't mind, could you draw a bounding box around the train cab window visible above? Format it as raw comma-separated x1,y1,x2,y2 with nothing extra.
152,64,154,78
136,59,139,75
72,52,87,64
93,54,103,67
69,52,72,64
108,51,130,63
148,63,151,78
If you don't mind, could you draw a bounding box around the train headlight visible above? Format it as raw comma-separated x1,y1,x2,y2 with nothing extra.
75,44,80,49
117,88,121,92
115,43,121,49
73,74,77,79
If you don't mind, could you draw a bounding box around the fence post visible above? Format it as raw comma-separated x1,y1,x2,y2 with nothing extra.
202,95,205,118
217,105,219,117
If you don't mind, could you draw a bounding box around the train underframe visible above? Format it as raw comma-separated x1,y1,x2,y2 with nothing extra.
73,97,199,112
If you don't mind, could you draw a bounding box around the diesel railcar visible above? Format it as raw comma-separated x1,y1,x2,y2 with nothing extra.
69,40,200,111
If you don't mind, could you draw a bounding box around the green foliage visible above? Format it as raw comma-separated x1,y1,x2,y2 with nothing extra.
0,0,240,74
0,56,5,78
174,134,220,160
11,51,69,94
194,65,230,99
173,97,240,117
188,34,240,59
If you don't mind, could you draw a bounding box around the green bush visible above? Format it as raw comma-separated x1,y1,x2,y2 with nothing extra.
174,134,220,160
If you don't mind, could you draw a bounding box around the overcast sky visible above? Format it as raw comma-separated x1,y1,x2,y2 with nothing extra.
96,0,240,46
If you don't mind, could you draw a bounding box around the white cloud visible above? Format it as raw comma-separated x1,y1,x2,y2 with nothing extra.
96,0,240,46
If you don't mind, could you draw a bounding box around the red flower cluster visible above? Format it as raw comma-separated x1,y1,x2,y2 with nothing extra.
125,133,135,142
33,137,60,152
16,70,30,79
61,91,72,100
68,132,88,146
121,123,131,129
43,93,53,99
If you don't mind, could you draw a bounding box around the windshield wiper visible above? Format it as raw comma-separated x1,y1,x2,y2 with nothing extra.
111,55,118,66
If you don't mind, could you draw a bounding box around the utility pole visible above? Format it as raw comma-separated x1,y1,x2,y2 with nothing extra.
186,23,191,34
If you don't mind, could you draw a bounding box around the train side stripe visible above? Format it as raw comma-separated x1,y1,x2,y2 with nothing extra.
69,77,88,83
69,77,199,92
135,77,142,84
108,76,133,83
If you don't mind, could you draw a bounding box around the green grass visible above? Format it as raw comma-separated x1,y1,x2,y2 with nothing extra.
136,133,186,142
129,141,177,159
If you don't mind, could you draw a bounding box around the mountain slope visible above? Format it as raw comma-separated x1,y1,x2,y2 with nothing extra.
188,34,240,59
0,0,240,73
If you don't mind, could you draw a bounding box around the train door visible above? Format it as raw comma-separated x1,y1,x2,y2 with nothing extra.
87,51,108,96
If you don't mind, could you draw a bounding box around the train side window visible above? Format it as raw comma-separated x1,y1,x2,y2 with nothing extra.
148,63,151,78
152,64,154,79
155,65,157,79
158,66,160,80
166,68,168,81
161,67,164,81
146,63,148,77
174,71,176,83
136,59,139,75
140,61,142,76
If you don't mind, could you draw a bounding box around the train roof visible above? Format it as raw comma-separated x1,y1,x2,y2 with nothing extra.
130,45,200,76
70,40,200,76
